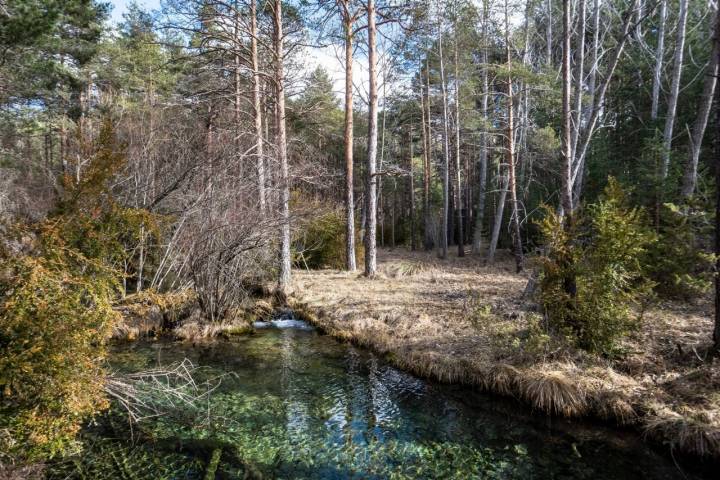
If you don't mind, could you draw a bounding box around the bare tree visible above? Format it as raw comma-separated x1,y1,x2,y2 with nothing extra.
651,0,667,122
660,0,689,181
681,6,719,198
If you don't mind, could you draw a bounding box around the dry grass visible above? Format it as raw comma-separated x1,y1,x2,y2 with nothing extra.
112,289,196,340
289,247,720,459
113,291,274,341
0,463,44,480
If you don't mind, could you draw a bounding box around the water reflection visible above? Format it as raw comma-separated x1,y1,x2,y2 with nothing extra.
64,325,711,480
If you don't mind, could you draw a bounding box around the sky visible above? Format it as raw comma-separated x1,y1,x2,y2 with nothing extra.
106,0,395,102
109,0,161,24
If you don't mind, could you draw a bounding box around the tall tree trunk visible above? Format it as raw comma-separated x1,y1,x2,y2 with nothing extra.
561,0,573,216
342,5,357,270
681,7,720,199
274,0,291,293
570,0,586,163
505,0,523,272
546,0,553,66
715,12,720,351
661,0,689,181
234,1,242,177
454,29,464,257
421,78,433,250
251,0,266,213
651,0,667,122
424,58,434,250
715,65,720,353
409,125,417,250
472,0,490,254
585,0,601,123
438,22,451,259
364,0,379,276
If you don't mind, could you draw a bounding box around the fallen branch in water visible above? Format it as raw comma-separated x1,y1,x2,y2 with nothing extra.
104,359,223,426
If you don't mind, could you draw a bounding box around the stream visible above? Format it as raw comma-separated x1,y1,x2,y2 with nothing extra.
47,319,712,479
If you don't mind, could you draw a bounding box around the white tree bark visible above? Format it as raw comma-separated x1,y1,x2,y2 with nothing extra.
681,7,719,198
651,0,667,122
570,0,586,163
661,0,689,181
487,174,509,264
561,0,573,216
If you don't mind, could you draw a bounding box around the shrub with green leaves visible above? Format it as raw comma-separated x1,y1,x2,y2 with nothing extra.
644,202,714,300
292,203,363,270
537,178,656,354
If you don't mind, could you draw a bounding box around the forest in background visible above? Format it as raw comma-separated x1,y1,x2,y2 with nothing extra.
2,0,720,473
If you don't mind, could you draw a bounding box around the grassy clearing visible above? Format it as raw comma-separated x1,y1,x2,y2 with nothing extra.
289,247,720,460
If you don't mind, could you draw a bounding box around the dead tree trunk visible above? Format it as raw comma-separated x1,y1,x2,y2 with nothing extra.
570,0,586,163
546,0,553,66
681,7,719,199
651,0,667,122
487,173,508,264
661,0,689,181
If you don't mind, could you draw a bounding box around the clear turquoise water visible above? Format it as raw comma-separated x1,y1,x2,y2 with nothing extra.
49,324,710,479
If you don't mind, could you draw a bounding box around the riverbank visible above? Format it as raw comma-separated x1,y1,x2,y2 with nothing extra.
288,248,720,461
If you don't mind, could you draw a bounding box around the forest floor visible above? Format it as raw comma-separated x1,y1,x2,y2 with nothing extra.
289,247,720,461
